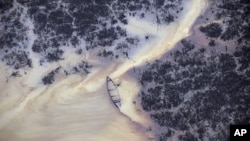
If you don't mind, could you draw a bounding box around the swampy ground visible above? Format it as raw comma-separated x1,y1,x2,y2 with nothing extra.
0,0,249,141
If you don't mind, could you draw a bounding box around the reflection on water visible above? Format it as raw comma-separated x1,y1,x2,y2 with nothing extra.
0,0,206,140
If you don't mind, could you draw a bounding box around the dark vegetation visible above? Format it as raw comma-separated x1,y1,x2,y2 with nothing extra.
1,0,249,140
0,2,31,69
42,67,61,85
0,0,13,13
15,0,183,61
208,39,215,46
139,0,250,137
0,0,183,85
199,23,222,38
42,61,92,85
216,0,250,43
11,71,21,77
1,0,184,77
141,2,250,140
64,61,92,76
211,0,250,74
45,49,64,62
2,51,32,69
139,38,249,141
201,0,250,44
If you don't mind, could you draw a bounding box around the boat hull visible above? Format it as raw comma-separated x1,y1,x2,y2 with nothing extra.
106,77,121,108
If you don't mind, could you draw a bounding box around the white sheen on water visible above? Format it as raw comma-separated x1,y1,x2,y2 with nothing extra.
0,0,207,140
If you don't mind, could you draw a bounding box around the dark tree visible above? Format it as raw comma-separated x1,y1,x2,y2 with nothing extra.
199,23,222,38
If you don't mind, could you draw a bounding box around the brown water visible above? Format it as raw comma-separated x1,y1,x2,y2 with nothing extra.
0,0,207,140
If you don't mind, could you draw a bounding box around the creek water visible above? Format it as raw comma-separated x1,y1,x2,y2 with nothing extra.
0,0,207,140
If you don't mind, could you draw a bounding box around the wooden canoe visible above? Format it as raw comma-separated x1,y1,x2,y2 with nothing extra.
106,76,121,108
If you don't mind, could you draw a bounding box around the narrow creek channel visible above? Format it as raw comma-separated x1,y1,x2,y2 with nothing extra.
0,0,207,141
